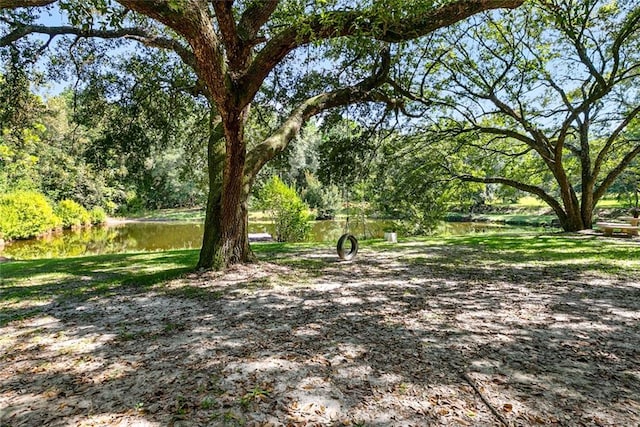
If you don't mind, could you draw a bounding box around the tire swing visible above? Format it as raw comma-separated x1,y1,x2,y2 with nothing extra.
337,232,358,260
337,185,359,260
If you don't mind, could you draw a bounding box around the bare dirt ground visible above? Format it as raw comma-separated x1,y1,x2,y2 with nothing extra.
1,241,639,426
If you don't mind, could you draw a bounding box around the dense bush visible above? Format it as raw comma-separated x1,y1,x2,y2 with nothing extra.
89,206,108,224
302,173,341,220
55,199,91,229
257,176,312,242
0,191,61,240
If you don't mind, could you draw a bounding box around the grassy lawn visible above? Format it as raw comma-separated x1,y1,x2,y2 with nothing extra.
118,208,275,223
499,196,627,210
2,233,639,326
0,250,199,326
467,212,558,226
445,196,633,227
121,207,206,222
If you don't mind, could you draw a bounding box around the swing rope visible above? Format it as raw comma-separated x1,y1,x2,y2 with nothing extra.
344,188,350,234
337,104,359,261
343,103,354,236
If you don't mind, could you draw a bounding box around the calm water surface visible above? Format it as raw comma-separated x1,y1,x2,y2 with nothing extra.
2,220,520,259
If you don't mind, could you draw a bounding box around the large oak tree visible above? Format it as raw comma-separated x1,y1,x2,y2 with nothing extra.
391,0,640,231
0,0,523,268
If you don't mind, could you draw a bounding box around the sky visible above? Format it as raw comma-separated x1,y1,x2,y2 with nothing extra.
28,4,129,97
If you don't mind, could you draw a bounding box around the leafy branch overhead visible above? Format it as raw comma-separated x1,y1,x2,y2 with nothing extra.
1,0,523,106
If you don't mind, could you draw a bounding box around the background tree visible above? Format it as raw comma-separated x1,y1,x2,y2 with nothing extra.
1,0,523,269
370,131,490,233
389,0,640,231
0,52,45,192
609,158,640,210
71,51,210,212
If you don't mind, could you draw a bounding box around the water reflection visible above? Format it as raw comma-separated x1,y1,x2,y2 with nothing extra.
2,222,205,259
2,219,532,260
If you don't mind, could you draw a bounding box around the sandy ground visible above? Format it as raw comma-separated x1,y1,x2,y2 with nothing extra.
1,242,639,426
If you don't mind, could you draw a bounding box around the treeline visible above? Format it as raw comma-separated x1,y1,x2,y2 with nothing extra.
0,58,209,240
0,55,463,243
0,58,210,208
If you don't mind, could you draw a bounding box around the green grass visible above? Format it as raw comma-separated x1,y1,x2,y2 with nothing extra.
475,213,557,226
0,249,198,326
595,198,627,209
2,233,638,326
388,233,640,273
447,196,630,226
120,208,275,223
515,195,547,207
506,196,625,209
444,211,557,227
123,207,206,222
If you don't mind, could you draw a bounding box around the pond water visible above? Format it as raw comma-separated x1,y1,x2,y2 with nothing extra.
1,219,524,260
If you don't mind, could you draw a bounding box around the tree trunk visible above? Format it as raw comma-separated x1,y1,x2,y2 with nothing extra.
197,116,224,269
580,203,594,230
197,109,254,270
219,106,254,266
560,203,585,231
580,182,595,231
554,163,585,231
556,206,585,232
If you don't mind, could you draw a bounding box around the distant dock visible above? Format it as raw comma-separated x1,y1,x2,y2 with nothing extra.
248,233,273,242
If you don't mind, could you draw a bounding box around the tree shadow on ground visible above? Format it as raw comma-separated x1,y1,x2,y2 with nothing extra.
1,239,639,425
0,250,197,326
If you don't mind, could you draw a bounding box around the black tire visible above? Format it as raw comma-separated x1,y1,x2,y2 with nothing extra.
337,233,358,260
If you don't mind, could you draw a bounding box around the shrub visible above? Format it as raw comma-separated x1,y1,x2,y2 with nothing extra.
0,191,61,240
102,200,118,215
302,172,342,220
258,176,312,242
89,206,108,224
55,199,91,229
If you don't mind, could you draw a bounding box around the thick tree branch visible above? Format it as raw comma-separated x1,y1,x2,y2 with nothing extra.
114,0,204,39
592,104,640,181
0,23,197,69
594,142,640,203
458,173,567,222
242,0,523,107
552,6,640,144
563,19,607,90
245,46,392,181
1,24,143,46
607,5,640,84
0,0,55,8
212,0,241,66
126,34,196,69
478,98,556,162
115,0,227,103
237,0,277,42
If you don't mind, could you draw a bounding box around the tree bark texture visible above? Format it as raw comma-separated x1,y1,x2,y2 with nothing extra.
197,108,256,270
